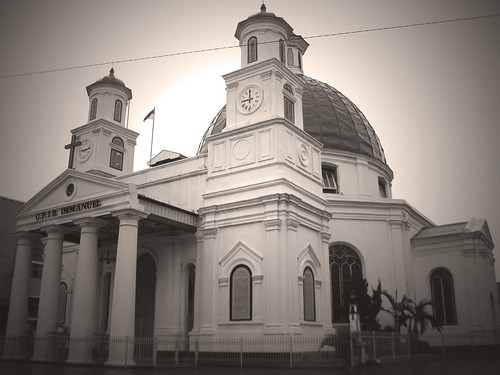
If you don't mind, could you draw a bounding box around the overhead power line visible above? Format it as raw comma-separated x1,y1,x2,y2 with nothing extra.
0,13,498,80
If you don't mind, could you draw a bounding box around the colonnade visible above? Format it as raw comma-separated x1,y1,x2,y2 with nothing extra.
4,209,146,366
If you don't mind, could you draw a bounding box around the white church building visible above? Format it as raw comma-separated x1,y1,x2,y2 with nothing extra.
4,4,498,366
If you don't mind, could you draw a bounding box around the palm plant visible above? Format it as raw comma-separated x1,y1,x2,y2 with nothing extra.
380,289,412,333
406,298,442,335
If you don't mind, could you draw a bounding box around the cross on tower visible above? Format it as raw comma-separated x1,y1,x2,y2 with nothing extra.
64,135,81,169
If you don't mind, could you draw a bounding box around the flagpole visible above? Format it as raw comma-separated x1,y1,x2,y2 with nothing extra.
150,114,155,163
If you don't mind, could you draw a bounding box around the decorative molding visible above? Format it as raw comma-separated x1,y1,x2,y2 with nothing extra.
298,243,321,269
286,218,300,231
263,218,281,231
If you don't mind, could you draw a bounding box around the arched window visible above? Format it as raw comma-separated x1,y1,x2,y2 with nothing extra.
329,244,362,323
378,177,387,198
112,137,124,147
58,282,68,324
114,100,123,122
430,268,457,326
90,98,98,120
287,48,294,66
322,165,338,193
279,40,286,64
230,265,252,321
283,84,295,124
110,136,124,171
303,267,316,321
248,37,258,63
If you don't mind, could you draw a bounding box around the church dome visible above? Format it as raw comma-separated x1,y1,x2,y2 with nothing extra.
197,74,387,164
86,68,132,99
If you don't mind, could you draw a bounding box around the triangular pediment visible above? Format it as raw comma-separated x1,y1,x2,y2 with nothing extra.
218,241,263,276
17,169,132,227
297,243,321,269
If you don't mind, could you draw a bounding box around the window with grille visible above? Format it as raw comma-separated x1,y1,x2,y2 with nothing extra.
430,268,457,326
248,37,257,63
90,98,98,120
303,267,316,321
230,265,252,321
329,244,362,323
114,100,123,122
110,137,124,170
279,40,286,63
283,85,295,124
322,166,338,193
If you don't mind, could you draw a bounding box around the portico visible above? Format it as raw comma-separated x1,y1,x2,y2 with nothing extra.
5,169,198,365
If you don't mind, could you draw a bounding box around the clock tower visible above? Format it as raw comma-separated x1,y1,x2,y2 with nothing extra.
69,69,139,177
223,4,308,131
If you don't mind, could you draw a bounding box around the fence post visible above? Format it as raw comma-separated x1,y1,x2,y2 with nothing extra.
194,338,199,366
12,336,17,360
175,336,179,366
124,336,129,368
471,331,475,358
372,331,376,360
289,336,293,369
440,331,445,359
240,337,243,368
391,332,395,359
349,334,354,369
152,336,157,365
407,332,411,359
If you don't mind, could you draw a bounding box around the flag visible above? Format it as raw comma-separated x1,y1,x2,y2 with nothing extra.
143,108,155,121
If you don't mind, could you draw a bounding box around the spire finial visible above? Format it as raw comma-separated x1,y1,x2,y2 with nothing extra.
109,67,115,77
260,2,266,12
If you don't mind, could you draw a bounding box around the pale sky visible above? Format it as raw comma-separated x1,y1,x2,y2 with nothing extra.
1,0,499,276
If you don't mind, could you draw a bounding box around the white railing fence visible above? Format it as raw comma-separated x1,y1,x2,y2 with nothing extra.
0,330,498,368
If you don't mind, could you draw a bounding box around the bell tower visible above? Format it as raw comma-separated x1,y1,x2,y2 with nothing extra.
223,4,308,131
67,69,139,177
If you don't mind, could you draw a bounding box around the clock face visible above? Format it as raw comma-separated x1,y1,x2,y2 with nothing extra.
77,139,93,162
238,86,263,114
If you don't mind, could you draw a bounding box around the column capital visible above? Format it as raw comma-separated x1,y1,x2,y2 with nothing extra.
11,230,43,243
112,208,148,221
40,224,69,239
74,217,108,229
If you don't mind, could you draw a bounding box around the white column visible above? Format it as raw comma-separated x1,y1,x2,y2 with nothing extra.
190,233,203,337
67,218,104,364
320,232,334,333
198,228,217,336
3,232,40,359
106,209,147,367
32,225,65,362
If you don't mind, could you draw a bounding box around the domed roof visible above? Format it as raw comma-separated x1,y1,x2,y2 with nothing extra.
197,74,387,164
86,68,132,99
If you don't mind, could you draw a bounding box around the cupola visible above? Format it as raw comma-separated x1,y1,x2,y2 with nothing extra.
235,4,295,69
86,68,133,126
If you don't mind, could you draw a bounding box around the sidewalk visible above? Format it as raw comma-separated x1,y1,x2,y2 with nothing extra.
1,356,500,375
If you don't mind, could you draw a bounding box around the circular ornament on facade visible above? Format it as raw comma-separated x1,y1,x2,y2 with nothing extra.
237,85,263,114
232,139,251,160
298,143,309,166
63,180,77,201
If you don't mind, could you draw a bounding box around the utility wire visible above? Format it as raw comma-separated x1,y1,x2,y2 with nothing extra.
1,13,498,80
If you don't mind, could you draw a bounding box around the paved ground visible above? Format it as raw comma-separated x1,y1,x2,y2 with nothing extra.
1,356,500,375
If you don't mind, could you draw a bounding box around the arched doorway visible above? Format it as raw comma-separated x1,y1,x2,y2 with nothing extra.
329,244,363,323
135,253,156,337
